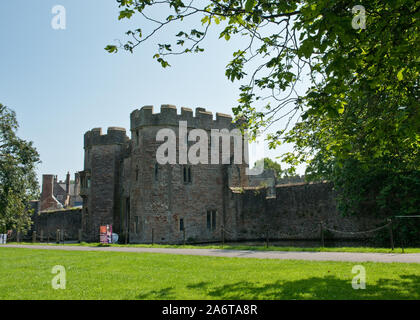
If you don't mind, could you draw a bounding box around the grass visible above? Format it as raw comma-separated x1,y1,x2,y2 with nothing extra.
0,247,420,300
4,241,420,253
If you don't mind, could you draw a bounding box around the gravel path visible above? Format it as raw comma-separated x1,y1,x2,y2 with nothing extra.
1,244,420,263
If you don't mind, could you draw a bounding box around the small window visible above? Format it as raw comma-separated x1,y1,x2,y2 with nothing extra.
135,216,139,234
206,212,211,230
87,177,91,188
180,218,184,231
188,167,192,183
206,210,216,231
183,166,192,184
154,163,159,181
135,165,139,181
136,130,139,146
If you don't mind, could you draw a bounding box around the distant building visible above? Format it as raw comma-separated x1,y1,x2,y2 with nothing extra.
40,172,82,211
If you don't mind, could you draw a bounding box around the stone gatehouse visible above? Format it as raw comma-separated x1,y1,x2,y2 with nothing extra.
77,105,386,244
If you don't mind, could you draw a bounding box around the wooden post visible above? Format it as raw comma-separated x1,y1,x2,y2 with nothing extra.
221,225,225,248
183,228,186,245
388,219,394,251
78,229,82,243
56,229,60,244
152,228,154,246
32,231,36,243
320,222,325,247
40,230,43,243
265,229,269,248
17,231,20,243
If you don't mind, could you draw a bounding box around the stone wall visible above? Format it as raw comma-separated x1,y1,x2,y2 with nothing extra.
32,208,82,240
78,105,389,245
226,182,388,242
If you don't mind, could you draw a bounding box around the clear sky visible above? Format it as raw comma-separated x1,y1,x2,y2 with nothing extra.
0,0,306,187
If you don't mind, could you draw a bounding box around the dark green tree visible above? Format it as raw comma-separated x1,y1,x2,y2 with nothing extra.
0,104,40,234
254,158,282,177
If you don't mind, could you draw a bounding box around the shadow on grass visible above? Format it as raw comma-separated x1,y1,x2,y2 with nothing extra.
180,275,420,300
138,287,176,299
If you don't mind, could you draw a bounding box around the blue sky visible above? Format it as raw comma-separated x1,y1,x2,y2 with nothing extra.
0,0,305,186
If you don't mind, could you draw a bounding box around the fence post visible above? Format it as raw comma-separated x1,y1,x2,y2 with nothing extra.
265,229,269,248
401,229,405,254
40,230,43,243
320,222,324,247
183,228,186,246
78,229,82,243
32,231,36,243
388,219,394,251
152,228,154,246
56,229,60,244
221,225,225,248
17,231,20,243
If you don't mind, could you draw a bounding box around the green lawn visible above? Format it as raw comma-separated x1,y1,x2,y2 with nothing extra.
5,241,420,253
0,247,419,300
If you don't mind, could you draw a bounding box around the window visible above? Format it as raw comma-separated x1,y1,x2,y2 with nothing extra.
183,166,192,184
135,216,139,234
135,165,139,181
154,163,159,181
180,218,184,231
207,210,216,231
136,130,139,146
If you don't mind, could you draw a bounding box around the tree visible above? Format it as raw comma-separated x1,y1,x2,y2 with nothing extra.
0,104,40,234
254,158,282,177
106,1,419,225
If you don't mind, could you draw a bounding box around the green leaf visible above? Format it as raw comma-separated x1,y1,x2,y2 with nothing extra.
245,0,255,13
397,68,405,81
105,45,118,53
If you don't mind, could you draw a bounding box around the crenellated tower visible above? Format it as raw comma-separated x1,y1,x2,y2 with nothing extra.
125,104,248,243
80,105,248,243
79,127,129,241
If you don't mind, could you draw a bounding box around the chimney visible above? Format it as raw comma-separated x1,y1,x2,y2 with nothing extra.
41,175,54,201
66,171,70,195
41,175,55,211
74,172,80,196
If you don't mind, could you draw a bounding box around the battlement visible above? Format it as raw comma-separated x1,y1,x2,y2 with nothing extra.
84,127,129,148
130,105,235,131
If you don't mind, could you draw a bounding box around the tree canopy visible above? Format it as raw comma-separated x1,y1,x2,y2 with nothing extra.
0,104,40,234
106,0,420,223
254,157,282,177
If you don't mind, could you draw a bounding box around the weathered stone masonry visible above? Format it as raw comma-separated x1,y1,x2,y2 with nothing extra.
78,105,385,243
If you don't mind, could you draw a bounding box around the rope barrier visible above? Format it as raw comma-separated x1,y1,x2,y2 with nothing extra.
394,215,420,218
323,222,391,235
